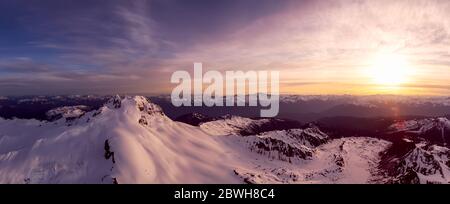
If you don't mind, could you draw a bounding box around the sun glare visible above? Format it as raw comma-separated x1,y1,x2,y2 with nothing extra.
368,52,412,86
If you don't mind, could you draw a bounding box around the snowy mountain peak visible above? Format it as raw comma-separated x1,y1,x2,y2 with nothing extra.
103,95,166,119
128,96,165,117
106,94,122,109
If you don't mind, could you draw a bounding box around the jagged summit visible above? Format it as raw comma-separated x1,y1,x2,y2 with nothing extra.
104,95,164,115
106,94,123,109
44,95,168,127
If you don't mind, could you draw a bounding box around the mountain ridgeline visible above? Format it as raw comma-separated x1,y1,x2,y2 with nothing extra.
0,95,449,183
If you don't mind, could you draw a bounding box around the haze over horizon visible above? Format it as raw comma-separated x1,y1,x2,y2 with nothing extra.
1,0,449,96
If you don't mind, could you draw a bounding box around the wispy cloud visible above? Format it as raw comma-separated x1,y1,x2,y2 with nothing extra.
0,0,449,95
171,0,450,95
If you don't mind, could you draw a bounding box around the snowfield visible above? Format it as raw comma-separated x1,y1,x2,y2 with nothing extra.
0,95,399,183
229,137,391,184
199,116,269,136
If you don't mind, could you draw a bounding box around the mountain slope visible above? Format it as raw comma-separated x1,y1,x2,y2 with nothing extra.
231,137,390,184
379,142,450,184
0,95,400,184
0,96,240,183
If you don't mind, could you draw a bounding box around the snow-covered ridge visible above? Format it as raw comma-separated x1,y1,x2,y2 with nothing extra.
198,115,304,136
389,117,450,134
241,128,329,162
386,143,450,184
46,105,90,121
0,95,238,183
233,137,391,184
200,116,270,136
0,95,434,184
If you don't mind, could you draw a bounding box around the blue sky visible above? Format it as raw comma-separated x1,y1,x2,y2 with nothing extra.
0,0,291,95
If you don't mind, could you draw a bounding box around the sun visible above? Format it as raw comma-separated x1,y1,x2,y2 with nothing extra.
368,52,411,86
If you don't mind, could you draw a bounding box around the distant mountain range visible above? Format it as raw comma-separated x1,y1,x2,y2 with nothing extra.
152,95,450,122
2,95,449,122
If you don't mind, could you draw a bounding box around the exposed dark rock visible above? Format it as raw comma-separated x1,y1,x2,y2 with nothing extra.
139,116,148,125
104,140,115,164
